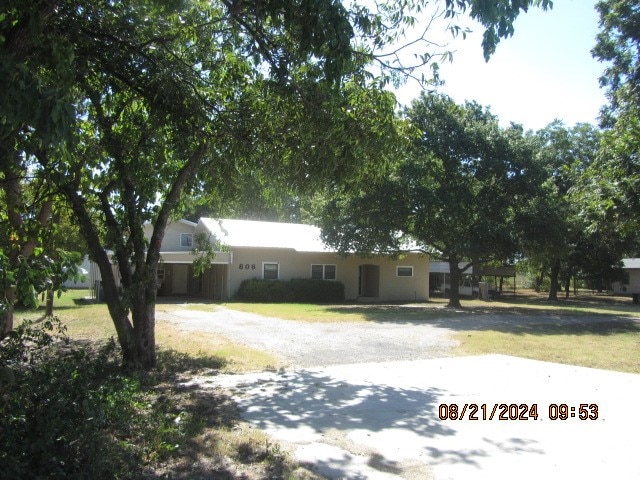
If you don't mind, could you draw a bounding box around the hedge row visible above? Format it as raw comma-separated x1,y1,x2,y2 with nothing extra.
235,278,345,303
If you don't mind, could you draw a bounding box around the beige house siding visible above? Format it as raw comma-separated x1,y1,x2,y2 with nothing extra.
612,271,640,294
144,220,196,252
229,248,429,302
95,219,430,303
612,259,640,295
629,270,640,293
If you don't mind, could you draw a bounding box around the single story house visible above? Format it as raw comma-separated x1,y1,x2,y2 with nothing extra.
611,258,640,301
138,218,430,302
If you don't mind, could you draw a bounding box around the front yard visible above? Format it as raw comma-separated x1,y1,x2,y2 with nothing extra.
37,289,640,374
5,289,639,478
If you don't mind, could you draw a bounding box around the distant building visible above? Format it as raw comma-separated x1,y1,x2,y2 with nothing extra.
611,259,640,303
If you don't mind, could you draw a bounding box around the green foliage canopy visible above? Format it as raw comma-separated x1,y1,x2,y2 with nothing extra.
589,0,640,255
317,93,542,306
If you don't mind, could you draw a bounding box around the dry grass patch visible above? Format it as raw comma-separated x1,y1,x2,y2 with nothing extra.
155,325,283,373
445,291,640,374
454,320,640,374
15,290,281,373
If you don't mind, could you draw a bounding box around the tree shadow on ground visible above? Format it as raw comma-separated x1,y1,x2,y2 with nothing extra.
323,301,640,335
234,370,451,437
209,368,546,478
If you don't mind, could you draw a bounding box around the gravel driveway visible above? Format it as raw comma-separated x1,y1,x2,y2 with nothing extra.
157,306,457,367
156,304,637,367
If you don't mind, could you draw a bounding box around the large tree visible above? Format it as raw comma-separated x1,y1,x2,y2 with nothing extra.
518,121,605,301
589,0,640,245
2,0,554,367
592,0,640,122
317,93,541,307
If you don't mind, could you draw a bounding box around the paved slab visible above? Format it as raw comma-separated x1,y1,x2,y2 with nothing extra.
189,355,640,480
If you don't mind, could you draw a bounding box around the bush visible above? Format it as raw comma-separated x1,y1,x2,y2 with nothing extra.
235,278,345,303
235,278,295,303
0,319,143,479
0,319,211,479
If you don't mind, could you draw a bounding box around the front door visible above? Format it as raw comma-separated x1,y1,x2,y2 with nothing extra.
359,264,380,298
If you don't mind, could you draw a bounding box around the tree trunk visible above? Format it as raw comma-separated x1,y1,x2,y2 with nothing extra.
118,307,156,369
536,269,546,292
548,259,560,301
124,280,158,369
0,297,15,339
52,143,208,370
45,289,54,317
447,259,462,308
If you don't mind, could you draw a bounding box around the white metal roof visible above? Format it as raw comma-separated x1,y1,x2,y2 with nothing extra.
199,218,332,253
623,258,640,269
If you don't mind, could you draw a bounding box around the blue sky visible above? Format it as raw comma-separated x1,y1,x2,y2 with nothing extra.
392,0,607,131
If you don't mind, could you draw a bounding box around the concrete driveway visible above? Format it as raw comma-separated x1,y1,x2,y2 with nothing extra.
164,306,640,479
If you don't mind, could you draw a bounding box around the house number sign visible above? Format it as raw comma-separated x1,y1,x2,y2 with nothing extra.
239,264,256,270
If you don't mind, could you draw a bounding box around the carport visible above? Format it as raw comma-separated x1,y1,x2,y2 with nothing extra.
476,265,517,296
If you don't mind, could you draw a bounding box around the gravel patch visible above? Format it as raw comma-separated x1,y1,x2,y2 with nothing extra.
157,307,457,367
157,305,639,368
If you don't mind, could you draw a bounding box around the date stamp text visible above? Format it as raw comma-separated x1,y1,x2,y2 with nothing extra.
438,403,599,421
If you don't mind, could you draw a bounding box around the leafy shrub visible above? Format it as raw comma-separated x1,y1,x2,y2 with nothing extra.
0,319,141,479
0,318,212,479
235,278,295,302
289,278,346,303
235,278,345,303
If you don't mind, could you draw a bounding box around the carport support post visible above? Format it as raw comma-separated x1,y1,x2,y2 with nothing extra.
443,272,446,298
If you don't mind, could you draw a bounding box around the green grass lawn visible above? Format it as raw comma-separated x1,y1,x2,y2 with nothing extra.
453,321,640,374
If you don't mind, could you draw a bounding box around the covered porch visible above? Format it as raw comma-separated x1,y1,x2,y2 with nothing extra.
157,251,231,301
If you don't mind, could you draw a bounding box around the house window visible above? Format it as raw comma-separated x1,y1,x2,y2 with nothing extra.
157,268,165,281
311,264,323,279
180,233,193,247
324,264,336,280
311,264,337,280
263,262,279,280
397,266,414,277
